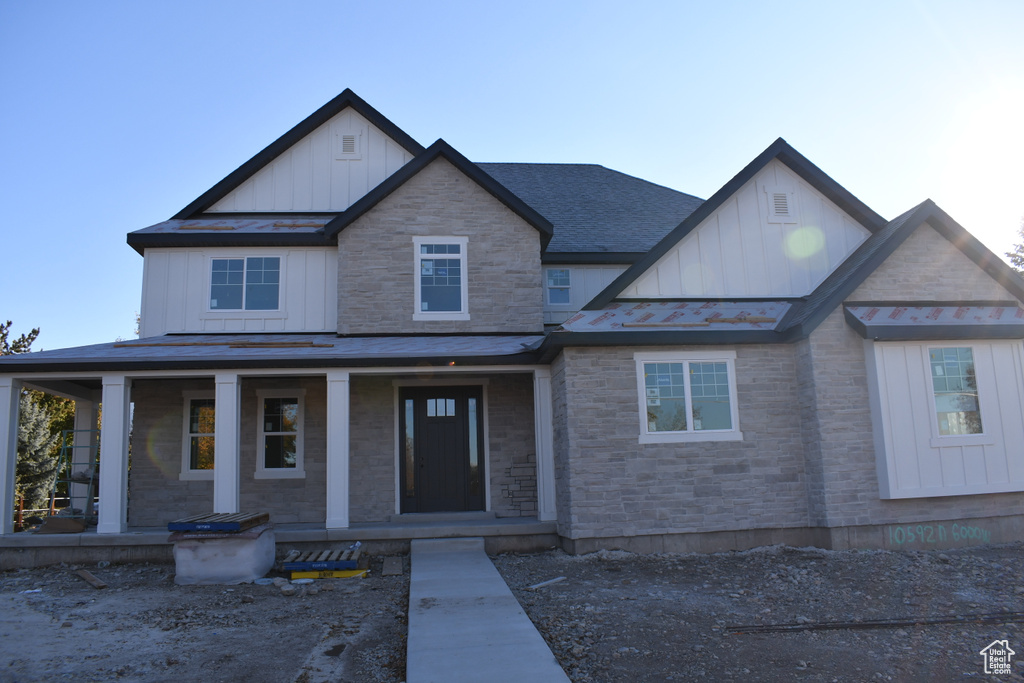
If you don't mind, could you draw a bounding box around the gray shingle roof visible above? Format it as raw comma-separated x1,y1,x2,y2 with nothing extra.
0,334,545,372
477,163,703,256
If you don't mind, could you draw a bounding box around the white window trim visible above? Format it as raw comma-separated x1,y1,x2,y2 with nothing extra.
207,254,284,314
180,391,215,481
634,350,743,444
255,389,306,479
925,344,995,448
545,267,573,308
413,236,470,321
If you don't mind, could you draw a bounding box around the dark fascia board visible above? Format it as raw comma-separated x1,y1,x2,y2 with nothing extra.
0,352,541,374
791,201,1024,340
843,308,1024,341
126,231,335,255
541,252,644,265
582,138,887,312
845,299,1022,308
323,139,554,248
922,203,1024,303
172,89,425,219
536,328,786,363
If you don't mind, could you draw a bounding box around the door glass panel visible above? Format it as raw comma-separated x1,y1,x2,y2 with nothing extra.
427,399,436,417
404,399,415,497
468,397,480,497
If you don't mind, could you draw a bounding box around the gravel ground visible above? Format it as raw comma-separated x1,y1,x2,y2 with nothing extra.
0,556,409,683
493,543,1024,682
3,543,1023,682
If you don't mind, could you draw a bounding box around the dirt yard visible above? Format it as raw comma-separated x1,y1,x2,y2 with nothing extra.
1,543,1022,682
0,556,409,683
494,543,1024,682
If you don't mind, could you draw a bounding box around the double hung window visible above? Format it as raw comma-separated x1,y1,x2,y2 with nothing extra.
180,393,215,479
255,390,305,479
546,269,571,305
210,257,280,311
635,351,742,443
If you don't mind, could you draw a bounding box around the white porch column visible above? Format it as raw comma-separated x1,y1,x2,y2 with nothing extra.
68,400,99,519
533,368,558,522
325,370,350,529
97,376,131,534
0,377,21,534
213,373,241,514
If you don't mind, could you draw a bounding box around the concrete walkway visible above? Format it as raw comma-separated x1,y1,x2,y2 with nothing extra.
406,537,570,683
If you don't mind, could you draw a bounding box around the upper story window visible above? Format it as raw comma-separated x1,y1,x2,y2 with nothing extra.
634,350,743,443
546,268,571,305
210,257,280,310
930,346,983,436
180,392,215,480
413,237,469,321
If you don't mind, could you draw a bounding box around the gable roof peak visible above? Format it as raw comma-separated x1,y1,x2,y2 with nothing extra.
583,138,887,310
172,89,425,220
323,138,553,247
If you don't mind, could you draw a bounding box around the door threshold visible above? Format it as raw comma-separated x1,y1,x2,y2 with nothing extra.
390,511,496,524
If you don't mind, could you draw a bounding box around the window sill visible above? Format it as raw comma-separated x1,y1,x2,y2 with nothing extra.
200,312,286,320
640,430,744,444
254,469,306,480
929,434,996,448
413,312,471,322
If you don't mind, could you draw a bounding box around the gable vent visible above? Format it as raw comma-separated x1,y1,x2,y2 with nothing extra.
764,184,797,223
333,126,363,160
772,192,790,216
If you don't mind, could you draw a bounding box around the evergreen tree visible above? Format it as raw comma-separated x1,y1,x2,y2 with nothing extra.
1006,220,1024,275
0,321,38,355
16,394,59,510
1,321,71,513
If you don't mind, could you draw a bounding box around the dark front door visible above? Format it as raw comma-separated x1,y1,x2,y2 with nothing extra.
399,386,485,513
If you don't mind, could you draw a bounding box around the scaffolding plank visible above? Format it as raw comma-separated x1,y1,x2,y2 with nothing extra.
167,511,269,532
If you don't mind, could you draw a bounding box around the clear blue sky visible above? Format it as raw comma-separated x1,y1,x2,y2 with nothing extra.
2,0,1023,350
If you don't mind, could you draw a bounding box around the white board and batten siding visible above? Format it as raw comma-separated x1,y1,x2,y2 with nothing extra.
206,108,415,213
621,160,870,298
543,265,627,325
140,248,338,337
866,340,1024,499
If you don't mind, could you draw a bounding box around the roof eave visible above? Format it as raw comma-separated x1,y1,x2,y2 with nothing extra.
537,328,788,362
126,231,335,256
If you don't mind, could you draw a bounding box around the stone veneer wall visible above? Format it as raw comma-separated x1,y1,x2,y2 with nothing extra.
345,373,539,522
553,345,809,541
486,373,537,517
129,376,328,527
237,377,327,523
802,224,1024,528
128,379,216,527
348,376,396,523
336,157,544,335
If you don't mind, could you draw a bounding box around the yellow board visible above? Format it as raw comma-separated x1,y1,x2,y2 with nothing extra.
290,569,368,579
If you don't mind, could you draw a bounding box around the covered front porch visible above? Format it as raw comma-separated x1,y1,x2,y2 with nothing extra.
0,335,559,564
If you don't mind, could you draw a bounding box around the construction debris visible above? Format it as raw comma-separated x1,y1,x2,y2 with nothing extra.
74,569,107,589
